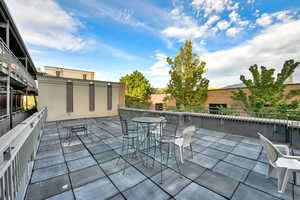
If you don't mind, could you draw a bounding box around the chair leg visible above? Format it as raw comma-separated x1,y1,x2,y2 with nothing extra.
152,141,157,167
116,137,125,165
179,146,184,164
166,143,170,166
267,164,273,178
160,143,163,184
123,139,129,175
174,143,181,174
279,169,290,193
190,144,193,159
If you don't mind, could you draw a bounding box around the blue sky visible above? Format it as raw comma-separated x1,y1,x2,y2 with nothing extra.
5,0,300,88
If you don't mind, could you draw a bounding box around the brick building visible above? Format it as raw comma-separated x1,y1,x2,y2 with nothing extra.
149,83,300,111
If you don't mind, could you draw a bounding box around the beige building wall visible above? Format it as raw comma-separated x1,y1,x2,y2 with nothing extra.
37,75,123,121
44,66,95,80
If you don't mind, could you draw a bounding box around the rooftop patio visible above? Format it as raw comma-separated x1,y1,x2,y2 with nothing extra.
25,116,300,200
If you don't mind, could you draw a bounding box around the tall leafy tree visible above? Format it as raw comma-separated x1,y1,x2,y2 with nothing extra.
166,40,209,107
120,70,153,105
231,59,300,114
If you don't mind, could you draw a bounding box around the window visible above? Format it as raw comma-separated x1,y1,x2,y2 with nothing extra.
83,74,87,80
56,71,60,77
66,82,73,112
155,103,163,111
107,84,112,110
89,84,95,111
209,104,227,114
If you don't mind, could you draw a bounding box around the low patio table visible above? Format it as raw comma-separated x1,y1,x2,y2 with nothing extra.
132,117,164,165
62,119,96,140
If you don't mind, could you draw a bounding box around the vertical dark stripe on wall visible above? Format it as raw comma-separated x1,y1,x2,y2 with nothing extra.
89,84,95,111
107,84,112,110
66,82,73,112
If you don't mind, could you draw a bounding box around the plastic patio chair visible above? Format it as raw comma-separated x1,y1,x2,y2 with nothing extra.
174,126,196,164
257,133,300,193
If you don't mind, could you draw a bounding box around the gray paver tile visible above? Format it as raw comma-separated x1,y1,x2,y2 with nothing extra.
195,170,239,198
36,149,63,160
175,182,226,200
223,134,244,142
62,144,85,154
245,171,293,200
26,174,71,200
223,154,256,170
201,148,229,160
135,160,162,177
232,146,260,160
67,156,97,172
74,177,118,200
122,179,170,200
100,157,129,175
108,193,125,200
94,150,119,164
34,154,65,170
70,165,105,188
213,161,250,182
109,166,147,191
65,150,90,161
191,153,219,169
46,190,74,200
218,138,238,146
232,184,280,200
173,160,206,180
31,163,68,183
151,168,191,196
209,142,235,153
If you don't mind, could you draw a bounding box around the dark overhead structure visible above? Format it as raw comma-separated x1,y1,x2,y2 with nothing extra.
0,0,38,132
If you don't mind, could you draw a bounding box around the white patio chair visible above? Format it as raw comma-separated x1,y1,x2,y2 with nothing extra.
257,133,300,193
174,126,196,164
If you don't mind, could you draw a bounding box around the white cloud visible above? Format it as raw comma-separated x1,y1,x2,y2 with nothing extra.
145,53,171,88
217,20,230,30
256,10,295,27
226,27,241,37
202,20,300,87
206,15,220,25
147,53,170,76
6,0,89,51
229,11,249,26
161,7,209,41
191,0,237,17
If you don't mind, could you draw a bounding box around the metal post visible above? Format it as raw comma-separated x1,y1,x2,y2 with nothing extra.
7,68,10,114
25,89,28,110
6,20,9,48
10,87,13,128
25,56,28,71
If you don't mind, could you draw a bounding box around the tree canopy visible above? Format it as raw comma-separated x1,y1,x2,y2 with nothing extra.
166,40,209,107
231,59,300,114
120,70,153,105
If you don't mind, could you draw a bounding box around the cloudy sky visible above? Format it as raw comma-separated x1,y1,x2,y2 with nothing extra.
5,0,300,88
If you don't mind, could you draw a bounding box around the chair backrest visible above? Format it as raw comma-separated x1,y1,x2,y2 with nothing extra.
119,117,128,136
182,126,196,147
257,133,282,166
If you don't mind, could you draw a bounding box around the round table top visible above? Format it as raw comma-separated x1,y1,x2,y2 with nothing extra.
132,117,164,124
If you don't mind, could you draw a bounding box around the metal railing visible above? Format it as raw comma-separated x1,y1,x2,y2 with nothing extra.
124,104,300,121
119,107,300,148
0,107,47,200
0,38,36,89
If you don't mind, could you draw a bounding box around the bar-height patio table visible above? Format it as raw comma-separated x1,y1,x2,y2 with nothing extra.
132,117,165,166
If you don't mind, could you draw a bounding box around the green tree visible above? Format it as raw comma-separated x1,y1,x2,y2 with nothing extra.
120,70,153,105
166,40,209,107
231,59,300,115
